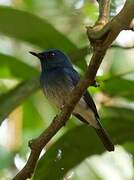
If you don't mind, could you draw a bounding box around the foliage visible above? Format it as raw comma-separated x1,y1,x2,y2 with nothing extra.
0,0,133,179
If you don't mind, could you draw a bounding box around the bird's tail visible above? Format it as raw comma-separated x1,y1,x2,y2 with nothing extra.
94,121,114,152
73,113,114,151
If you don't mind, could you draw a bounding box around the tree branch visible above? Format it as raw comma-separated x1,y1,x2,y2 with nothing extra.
87,0,134,43
13,0,134,179
96,0,111,27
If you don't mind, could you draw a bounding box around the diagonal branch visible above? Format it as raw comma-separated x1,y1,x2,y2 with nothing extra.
13,0,134,180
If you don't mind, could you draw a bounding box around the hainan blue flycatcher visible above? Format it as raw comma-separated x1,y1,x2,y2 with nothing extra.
30,49,114,151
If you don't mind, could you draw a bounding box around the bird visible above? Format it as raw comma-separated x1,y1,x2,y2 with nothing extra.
29,49,114,152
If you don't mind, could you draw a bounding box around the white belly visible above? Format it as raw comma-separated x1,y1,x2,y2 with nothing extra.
43,84,70,108
43,85,99,128
74,98,99,128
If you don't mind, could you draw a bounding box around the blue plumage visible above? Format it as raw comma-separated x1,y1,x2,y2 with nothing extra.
30,49,114,151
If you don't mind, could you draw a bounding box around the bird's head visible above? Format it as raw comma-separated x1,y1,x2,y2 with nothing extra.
29,49,72,71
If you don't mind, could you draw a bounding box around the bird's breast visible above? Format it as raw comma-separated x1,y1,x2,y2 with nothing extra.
44,84,71,108
41,73,73,108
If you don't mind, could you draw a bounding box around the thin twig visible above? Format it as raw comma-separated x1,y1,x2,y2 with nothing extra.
96,0,111,26
13,0,134,179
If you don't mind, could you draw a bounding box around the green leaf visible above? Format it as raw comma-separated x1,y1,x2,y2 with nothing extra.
0,53,38,79
33,107,134,180
0,6,76,52
102,77,134,101
23,97,44,130
0,77,40,124
0,146,14,170
101,106,134,122
124,142,134,156
82,2,98,21
0,6,87,69
0,79,17,95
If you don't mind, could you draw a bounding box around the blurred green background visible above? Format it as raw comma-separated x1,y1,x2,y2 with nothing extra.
0,0,134,179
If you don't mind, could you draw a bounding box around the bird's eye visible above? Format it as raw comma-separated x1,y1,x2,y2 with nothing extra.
47,52,56,58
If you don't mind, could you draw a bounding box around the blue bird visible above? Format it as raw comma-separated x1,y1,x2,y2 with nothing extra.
30,49,114,151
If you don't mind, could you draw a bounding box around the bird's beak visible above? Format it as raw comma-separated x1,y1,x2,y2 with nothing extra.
29,51,43,59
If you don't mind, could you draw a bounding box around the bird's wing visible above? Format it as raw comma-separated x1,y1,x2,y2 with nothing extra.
64,68,114,151
64,67,99,119
83,91,100,119
64,67,80,86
